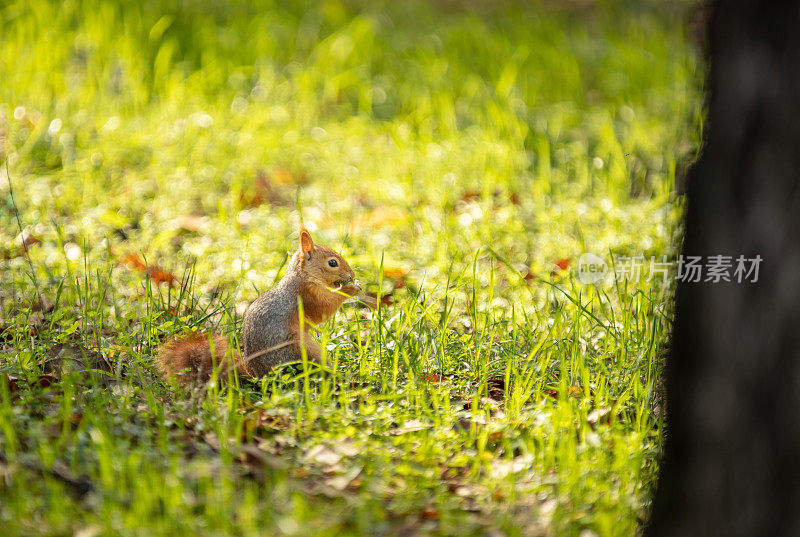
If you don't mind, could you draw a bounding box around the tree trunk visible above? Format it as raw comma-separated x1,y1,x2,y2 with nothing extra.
647,2,800,536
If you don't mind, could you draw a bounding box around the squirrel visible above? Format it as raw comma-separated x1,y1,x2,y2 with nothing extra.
155,228,362,384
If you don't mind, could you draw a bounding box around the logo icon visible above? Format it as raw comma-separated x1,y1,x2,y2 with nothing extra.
578,253,608,284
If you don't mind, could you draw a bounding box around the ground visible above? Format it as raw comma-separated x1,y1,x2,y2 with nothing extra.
0,1,702,535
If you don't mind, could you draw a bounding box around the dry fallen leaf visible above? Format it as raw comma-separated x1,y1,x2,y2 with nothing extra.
271,166,306,186
120,253,146,270
148,267,178,286
3,228,42,259
359,291,394,310
322,465,363,492
16,228,42,249
461,190,481,203
420,372,444,384
303,444,342,466
383,266,409,280
119,253,178,286
420,507,440,521
293,468,308,478
391,419,433,435
240,168,304,208
252,409,291,432
203,432,221,452
545,386,583,399
552,258,572,275
587,406,613,429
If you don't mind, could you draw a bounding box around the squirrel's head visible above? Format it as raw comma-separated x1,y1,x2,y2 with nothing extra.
295,228,361,296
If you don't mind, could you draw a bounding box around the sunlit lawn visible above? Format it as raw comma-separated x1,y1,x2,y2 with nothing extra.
0,1,702,535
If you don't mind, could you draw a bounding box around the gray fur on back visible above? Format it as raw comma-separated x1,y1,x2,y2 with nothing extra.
241,272,302,377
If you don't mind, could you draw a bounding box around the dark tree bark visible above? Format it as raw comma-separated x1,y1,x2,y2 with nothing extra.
647,2,800,536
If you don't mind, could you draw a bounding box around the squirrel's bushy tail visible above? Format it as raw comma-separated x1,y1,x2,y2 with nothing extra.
155,333,249,384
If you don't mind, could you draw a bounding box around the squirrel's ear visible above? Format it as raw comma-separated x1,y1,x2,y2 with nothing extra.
299,228,315,256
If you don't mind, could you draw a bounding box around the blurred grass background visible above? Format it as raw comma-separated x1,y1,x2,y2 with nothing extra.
1,0,701,284
1,1,703,536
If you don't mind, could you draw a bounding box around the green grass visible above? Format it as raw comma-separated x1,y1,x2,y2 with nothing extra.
0,0,702,535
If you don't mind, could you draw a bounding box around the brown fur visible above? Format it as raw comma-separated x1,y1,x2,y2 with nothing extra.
155,229,361,384
155,333,249,385
299,278,352,324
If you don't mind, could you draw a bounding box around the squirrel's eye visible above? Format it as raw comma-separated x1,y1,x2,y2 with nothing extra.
328,259,338,268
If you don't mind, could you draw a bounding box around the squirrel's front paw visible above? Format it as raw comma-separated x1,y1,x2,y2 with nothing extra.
341,279,362,296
